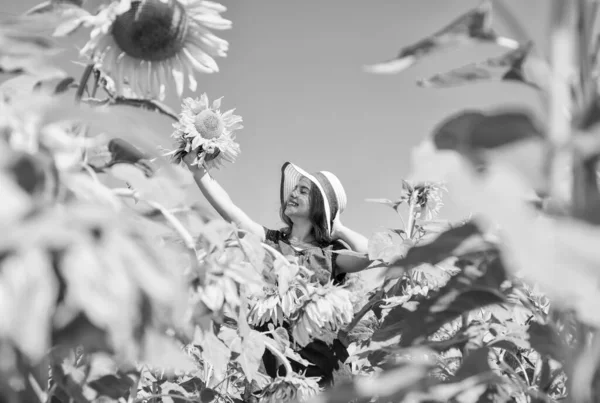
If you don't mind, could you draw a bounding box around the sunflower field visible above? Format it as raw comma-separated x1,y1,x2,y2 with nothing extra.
4,0,600,402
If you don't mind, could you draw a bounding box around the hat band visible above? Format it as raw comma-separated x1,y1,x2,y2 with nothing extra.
313,172,339,222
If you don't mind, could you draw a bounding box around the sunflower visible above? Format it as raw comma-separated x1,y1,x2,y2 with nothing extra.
78,0,231,99
291,283,354,347
248,289,285,327
403,180,447,221
247,280,308,327
168,93,242,170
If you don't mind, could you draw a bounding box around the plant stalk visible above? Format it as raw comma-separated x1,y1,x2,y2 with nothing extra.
263,339,294,377
75,64,95,102
146,200,196,252
547,0,575,203
406,197,418,239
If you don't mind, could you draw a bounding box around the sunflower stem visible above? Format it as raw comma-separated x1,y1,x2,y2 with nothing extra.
27,374,46,403
263,339,294,377
145,200,196,251
111,96,179,121
113,190,198,253
547,0,575,204
75,64,95,102
576,0,595,107
91,69,101,98
406,198,418,239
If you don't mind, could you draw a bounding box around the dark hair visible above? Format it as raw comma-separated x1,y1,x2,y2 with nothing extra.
279,181,332,246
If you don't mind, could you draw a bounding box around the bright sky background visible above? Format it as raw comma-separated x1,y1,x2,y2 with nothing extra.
2,0,550,283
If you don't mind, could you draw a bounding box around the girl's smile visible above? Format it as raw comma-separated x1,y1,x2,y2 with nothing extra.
284,177,312,218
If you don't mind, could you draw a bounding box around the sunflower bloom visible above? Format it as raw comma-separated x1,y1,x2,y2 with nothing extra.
169,93,242,170
248,290,285,327
291,284,354,347
248,282,308,327
405,180,447,220
79,0,231,98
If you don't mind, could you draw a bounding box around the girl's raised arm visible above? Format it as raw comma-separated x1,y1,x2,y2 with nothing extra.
185,156,266,240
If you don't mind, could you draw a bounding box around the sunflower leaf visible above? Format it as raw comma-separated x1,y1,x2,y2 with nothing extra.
387,221,485,272
201,331,231,380
160,382,189,403
88,374,134,400
140,331,196,374
368,230,408,263
373,257,508,345
365,198,403,211
112,97,179,121
231,330,265,382
527,321,567,363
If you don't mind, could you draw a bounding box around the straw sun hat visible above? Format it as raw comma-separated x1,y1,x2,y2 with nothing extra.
280,162,347,236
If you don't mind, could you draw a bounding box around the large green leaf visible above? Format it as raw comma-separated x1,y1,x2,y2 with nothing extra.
312,356,436,403
432,109,543,152
368,230,407,263
418,43,547,91
374,257,508,345
527,321,567,363
454,347,493,381
364,1,519,75
200,331,231,380
386,221,489,276
231,330,265,382
107,138,152,167
371,305,412,342
200,388,218,402
88,373,134,400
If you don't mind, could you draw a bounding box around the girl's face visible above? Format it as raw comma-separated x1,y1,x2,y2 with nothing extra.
284,177,312,219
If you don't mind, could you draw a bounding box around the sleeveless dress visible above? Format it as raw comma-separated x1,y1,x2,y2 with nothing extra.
259,227,350,386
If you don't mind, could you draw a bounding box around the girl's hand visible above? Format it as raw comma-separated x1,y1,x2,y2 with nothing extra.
331,215,346,240
182,148,220,171
182,150,198,168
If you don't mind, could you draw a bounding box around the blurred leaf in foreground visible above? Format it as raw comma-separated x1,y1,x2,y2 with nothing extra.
418,42,551,91
364,0,519,74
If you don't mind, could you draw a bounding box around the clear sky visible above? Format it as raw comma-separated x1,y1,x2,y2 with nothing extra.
2,0,550,282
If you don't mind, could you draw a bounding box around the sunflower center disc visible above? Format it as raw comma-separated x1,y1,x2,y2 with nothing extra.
112,0,189,61
194,110,223,139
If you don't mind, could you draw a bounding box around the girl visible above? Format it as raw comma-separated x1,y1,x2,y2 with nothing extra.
183,155,372,384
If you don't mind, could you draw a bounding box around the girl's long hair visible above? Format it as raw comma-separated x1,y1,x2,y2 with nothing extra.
279,182,332,246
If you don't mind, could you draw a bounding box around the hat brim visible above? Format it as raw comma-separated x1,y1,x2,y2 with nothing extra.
280,162,332,235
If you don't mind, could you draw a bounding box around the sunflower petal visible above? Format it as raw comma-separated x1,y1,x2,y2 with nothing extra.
193,13,232,30
157,61,170,96
187,72,197,92
200,1,227,13
181,48,214,74
188,26,229,57
136,60,149,97
170,56,186,96
144,61,153,97
185,43,219,72
221,108,235,119
100,45,119,74
200,93,209,109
